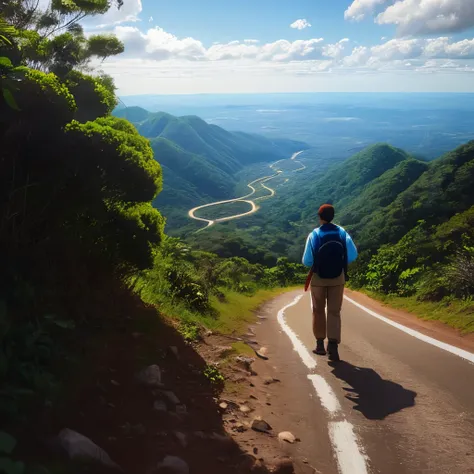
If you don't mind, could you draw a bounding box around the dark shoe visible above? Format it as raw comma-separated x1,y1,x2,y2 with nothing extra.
313,339,327,355
327,340,340,362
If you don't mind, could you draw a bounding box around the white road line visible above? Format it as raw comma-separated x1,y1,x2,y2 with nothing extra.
277,295,317,369
344,295,474,365
279,293,370,474
329,421,369,474
307,374,341,415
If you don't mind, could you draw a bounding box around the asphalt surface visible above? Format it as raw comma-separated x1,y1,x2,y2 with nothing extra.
188,151,304,230
260,289,474,474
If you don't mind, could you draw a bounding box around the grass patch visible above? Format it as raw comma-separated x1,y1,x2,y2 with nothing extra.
208,286,300,335
361,290,474,334
139,280,300,337
231,341,255,356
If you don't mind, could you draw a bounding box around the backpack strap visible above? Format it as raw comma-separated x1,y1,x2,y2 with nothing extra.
338,227,349,280
310,229,320,273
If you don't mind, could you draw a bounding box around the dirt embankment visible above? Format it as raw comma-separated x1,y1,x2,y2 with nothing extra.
23,290,302,474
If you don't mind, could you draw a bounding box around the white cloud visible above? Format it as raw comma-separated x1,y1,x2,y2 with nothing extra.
100,26,474,94
323,38,350,59
344,0,387,21
377,0,474,35
149,16,154,23
115,26,326,62
369,37,474,61
115,26,207,60
342,46,371,67
113,26,474,66
346,0,474,36
371,38,424,61
83,0,143,28
290,19,312,30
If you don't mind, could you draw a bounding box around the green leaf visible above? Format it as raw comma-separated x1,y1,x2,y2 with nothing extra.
2,89,20,111
0,432,16,455
0,457,25,474
0,57,12,68
0,35,12,45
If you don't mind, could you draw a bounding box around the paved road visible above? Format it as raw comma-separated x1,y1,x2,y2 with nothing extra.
188,151,304,231
261,290,474,474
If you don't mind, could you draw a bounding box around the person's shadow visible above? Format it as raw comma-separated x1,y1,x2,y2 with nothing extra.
329,361,417,420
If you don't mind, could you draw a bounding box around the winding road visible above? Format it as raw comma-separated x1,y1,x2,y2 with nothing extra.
188,151,305,231
252,289,474,474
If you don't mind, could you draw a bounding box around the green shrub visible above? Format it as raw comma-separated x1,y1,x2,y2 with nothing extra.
397,267,423,296
416,267,451,302
178,321,200,343
203,364,225,385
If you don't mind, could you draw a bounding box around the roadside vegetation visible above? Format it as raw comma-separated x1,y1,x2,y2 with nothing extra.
136,236,306,337
0,3,306,472
359,290,474,334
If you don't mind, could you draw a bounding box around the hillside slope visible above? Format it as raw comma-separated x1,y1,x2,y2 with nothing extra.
113,107,309,230
339,158,429,228
114,105,150,123
215,140,474,302
357,140,474,251
243,144,419,257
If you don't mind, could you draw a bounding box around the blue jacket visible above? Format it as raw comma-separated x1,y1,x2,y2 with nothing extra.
302,224,358,268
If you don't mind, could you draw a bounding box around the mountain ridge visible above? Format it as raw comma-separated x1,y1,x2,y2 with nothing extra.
113,106,309,230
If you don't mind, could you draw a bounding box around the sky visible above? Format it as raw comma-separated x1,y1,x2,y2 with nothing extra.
79,0,474,95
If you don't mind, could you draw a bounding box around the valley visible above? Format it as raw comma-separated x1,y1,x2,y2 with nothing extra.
113,103,474,312
188,151,305,230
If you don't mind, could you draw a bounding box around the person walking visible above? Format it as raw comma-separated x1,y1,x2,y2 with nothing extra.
302,204,358,361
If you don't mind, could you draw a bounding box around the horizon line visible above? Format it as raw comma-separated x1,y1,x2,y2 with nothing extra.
118,91,474,98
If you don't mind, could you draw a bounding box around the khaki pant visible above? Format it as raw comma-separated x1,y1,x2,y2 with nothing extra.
310,284,345,343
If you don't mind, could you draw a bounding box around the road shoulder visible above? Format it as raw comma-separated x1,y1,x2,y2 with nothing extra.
345,289,474,353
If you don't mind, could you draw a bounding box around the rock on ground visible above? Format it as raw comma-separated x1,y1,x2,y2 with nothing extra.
136,365,162,387
156,455,189,474
219,402,228,411
255,347,269,360
235,356,257,374
251,418,272,433
57,429,122,471
278,432,296,444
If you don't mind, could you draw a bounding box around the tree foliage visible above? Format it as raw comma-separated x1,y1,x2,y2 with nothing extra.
0,2,164,452
1,0,125,77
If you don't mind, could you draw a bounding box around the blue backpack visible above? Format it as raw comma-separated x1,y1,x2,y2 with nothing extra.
311,224,348,279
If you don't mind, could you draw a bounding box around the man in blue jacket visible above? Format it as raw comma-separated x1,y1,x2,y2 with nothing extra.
302,204,358,361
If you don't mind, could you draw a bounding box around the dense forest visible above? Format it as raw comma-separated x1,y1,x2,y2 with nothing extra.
0,2,306,472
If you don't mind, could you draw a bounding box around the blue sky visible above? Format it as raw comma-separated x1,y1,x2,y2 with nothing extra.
142,0,394,45
81,0,474,95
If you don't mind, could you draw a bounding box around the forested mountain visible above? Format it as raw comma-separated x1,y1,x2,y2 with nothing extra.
222,144,428,262
189,141,474,302
114,106,308,228
356,141,474,250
